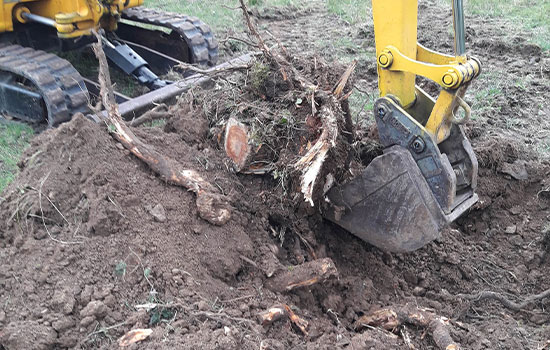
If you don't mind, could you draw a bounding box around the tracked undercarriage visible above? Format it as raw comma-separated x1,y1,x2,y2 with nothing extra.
0,6,218,127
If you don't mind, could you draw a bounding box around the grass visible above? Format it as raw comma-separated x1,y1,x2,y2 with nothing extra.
0,122,33,193
327,0,371,25
146,0,301,33
468,71,505,121
433,0,550,51
466,0,550,51
326,0,550,51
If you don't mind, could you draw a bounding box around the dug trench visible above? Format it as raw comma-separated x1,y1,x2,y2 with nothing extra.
2,1,550,350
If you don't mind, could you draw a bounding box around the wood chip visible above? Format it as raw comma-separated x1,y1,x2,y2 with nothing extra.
224,117,251,171
118,328,153,347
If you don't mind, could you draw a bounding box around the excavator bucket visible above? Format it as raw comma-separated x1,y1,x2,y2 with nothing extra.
324,97,478,252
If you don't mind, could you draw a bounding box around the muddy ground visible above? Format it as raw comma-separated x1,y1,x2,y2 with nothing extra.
2,0,550,349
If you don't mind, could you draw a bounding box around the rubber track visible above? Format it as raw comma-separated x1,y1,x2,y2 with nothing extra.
122,7,219,67
0,45,89,127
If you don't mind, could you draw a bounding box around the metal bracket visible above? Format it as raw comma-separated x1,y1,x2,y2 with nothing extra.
102,36,167,90
375,96,477,214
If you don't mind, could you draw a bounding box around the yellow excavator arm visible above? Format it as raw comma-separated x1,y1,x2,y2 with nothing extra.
324,0,481,252
372,0,481,143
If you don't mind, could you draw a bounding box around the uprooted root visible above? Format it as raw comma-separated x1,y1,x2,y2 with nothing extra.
258,304,309,336
457,288,550,312
91,31,231,226
355,305,459,350
129,104,170,127
238,0,355,206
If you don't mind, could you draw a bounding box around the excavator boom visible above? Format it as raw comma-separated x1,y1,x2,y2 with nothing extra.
324,0,481,252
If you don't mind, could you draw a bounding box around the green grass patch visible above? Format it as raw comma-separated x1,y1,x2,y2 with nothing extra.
146,0,300,33
467,71,504,120
0,122,33,193
326,0,371,25
436,0,550,50
467,0,550,50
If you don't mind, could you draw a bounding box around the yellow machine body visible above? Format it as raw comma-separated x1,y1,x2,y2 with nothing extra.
0,0,218,126
1,0,143,38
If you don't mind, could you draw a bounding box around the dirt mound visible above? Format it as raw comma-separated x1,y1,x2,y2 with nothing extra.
1,78,549,350
0,114,261,348
0,53,364,349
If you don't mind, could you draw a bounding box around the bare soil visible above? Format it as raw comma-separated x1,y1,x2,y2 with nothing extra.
2,1,550,349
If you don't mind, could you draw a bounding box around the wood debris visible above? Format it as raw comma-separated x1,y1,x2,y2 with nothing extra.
355,305,459,350
265,257,338,293
238,0,354,207
224,117,251,171
118,328,153,347
258,304,309,336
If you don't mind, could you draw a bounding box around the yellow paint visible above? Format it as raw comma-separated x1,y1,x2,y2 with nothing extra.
1,0,143,37
372,0,481,143
425,89,457,142
372,0,418,108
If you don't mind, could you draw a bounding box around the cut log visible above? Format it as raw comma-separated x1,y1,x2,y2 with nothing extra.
224,117,251,171
265,257,338,293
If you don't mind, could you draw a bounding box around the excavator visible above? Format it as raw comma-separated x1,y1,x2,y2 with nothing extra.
0,0,480,253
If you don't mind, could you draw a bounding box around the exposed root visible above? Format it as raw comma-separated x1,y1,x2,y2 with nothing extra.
238,0,355,206
294,104,338,206
258,304,309,336
91,31,231,226
355,305,459,350
264,257,338,293
457,288,550,312
30,172,82,245
258,306,286,325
